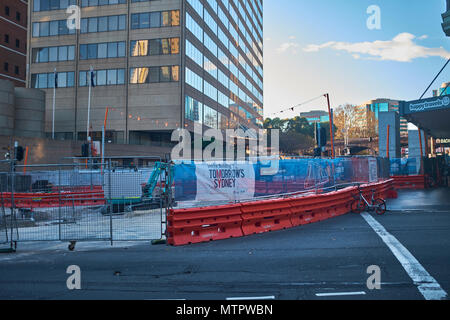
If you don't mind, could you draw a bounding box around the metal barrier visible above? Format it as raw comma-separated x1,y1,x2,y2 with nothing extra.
0,157,168,247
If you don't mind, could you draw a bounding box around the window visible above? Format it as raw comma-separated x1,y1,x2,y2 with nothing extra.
14,66,19,75
4,34,9,43
16,12,20,21
131,10,179,29
129,66,180,84
15,39,20,48
3,62,8,72
5,6,10,16
130,38,180,57
79,69,125,87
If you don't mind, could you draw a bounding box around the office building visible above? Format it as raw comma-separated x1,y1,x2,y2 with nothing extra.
300,110,329,124
27,0,263,146
0,0,27,87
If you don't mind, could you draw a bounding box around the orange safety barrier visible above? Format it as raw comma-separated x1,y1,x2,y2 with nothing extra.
166,180,398,246
240,198,293,235
289,187,355,227
167,204,244,246
391,175,426,190
0,189,105,208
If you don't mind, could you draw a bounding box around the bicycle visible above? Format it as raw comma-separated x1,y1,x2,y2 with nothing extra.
351,184,387,215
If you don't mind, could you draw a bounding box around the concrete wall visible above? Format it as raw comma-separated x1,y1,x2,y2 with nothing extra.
379,111,401,159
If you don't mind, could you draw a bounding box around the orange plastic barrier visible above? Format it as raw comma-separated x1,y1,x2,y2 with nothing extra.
289,187,355,227
391,175,426,190
166,180,398,246
240,198,293,235
0,189,105,208
167,204,244,246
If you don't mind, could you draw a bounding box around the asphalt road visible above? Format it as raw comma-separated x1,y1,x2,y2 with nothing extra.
0,188,449,300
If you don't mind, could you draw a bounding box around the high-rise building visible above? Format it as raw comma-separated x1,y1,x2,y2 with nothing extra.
27,0,263,145
358,98,408,137
0,0,27,87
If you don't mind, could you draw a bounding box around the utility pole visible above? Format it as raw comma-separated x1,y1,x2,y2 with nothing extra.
325,94,335,158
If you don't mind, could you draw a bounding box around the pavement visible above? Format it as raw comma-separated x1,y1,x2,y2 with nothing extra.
0,188,449,300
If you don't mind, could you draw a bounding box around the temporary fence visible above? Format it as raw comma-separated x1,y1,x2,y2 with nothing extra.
172,156,390,208
0,157,167,246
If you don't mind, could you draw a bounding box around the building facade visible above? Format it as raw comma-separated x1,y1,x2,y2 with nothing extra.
27,0,263,146
0,0,28,87
299,110,329,125
358,98,408,137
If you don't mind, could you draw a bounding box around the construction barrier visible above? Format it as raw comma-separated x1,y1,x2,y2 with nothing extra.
167,204,244,246
167,180,398,246
240,198,293,235
391,175,426,190
0,189,105,209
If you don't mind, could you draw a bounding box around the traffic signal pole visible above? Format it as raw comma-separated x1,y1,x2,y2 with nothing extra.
325,94,335,158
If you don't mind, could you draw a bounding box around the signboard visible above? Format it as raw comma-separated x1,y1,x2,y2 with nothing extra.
368,157,378,183
195,162,255,202
401,95,450,115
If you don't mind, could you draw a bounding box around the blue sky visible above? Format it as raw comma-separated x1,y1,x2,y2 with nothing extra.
263,0,450,118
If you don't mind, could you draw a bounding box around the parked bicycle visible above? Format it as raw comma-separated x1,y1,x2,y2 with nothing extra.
351,184,386,215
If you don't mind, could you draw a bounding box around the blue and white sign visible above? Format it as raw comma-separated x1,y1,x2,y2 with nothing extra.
402,95,450,115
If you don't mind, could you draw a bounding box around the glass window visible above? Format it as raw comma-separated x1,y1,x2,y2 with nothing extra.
38,73,47,88
80,44,87,60
140,13,150,29
118,15,126,30
98,43,107,58
161,11,170,27
108,15,118,31
97,70,106,85
67,72,74,87
88,17,98,33
58,72,67,88
79,71,87,86
48,73,55,89
118,42,126,57
171,38,180,54
88,44,97,59
149,67,159,83
117,69,125,84
68,46,75,60
98,16,108,32
59,20,68,35
171,10,180,26
107,69,117,85
107,42,118,58
33,23,39,37
58,46,68,61
160,66,171,82
150,12,161,28
39,47,48,63
161,39,170,54
131,14,139,29
171,66,179,82
49,47,58,62
81,19,88,33
149,39,161,55
49,21,58,36
40,22,49,37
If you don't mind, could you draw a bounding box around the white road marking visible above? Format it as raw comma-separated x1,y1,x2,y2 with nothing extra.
316,291,366,297
226,296,275,301
361,212,447,300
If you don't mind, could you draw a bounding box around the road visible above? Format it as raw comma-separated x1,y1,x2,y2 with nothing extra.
0,188,449,300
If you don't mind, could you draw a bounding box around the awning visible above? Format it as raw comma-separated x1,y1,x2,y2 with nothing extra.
399,95,450,138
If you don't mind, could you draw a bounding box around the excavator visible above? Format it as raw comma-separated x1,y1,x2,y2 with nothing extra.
101,161,175,215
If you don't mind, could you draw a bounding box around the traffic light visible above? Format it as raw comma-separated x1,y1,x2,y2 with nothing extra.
15,146,24,162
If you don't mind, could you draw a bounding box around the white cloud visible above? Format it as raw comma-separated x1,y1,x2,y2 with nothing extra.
303,33,450,62
277,42,300,54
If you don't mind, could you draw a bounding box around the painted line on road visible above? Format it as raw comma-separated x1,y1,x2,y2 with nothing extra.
361,212,447,300
226,296,275,301
316,291,366,297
